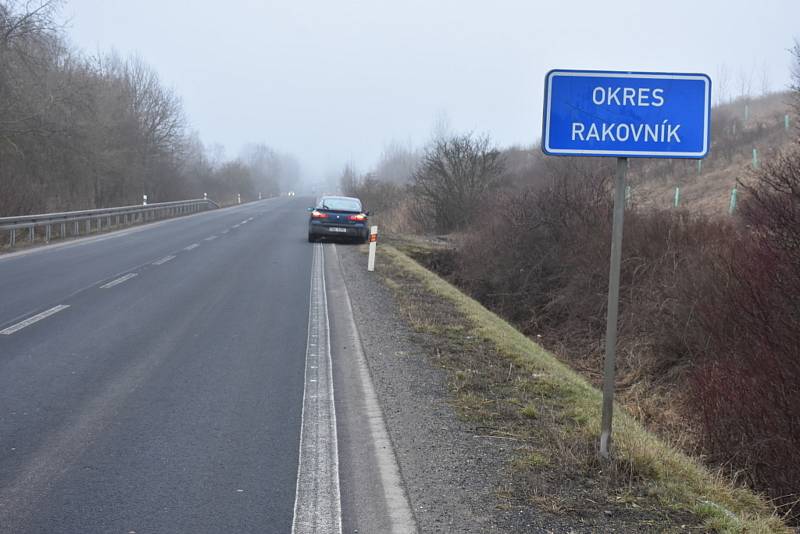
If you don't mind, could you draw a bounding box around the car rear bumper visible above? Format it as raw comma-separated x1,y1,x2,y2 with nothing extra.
309,222,368,239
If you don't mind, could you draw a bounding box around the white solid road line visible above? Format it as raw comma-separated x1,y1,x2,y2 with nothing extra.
329,245,417,533
0,305,71,335
184,244,199,251
292,243,342,534
152,255,176,265
100,273,138,289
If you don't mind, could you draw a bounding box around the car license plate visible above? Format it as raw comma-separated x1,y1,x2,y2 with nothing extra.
328,227,347,233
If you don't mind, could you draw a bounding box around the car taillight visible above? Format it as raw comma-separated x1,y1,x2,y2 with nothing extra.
347,213,367,221
311,210,328,218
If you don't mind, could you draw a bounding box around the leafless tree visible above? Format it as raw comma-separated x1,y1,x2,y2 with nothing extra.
412,133,506,232
737,65,753,100
791,39,800,120
338,163,359,196
759,61,771,96
372,141,419,184
715,64,730,106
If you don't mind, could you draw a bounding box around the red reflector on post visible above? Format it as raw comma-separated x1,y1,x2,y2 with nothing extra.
369,233,377,242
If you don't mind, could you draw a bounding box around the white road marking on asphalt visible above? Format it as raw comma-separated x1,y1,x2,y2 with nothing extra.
221,229,229,234
240,219,248,224
184,243,199,250
329,244,417,532
292,243,342,534
100,273,138,289
152,255,176,265
0,305,70,335
232,224,240,229
204,235,217,241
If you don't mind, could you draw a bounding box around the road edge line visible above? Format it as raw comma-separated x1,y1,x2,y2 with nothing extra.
329,244,418,533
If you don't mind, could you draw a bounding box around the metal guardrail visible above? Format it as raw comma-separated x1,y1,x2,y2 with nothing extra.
0,198,220,248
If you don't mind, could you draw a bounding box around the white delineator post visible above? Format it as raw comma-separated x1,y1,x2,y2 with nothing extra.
237,193,242,204
367,226,378,272
142,194,148,206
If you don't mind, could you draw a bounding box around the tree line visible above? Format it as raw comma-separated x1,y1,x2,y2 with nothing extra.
0,1,301,216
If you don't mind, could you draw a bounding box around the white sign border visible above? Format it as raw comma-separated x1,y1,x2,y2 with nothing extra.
542,70,711,158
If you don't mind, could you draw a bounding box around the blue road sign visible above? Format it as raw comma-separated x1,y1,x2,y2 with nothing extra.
542,70,711,158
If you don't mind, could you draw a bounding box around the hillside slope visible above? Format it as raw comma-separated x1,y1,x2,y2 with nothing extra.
629,92,796,215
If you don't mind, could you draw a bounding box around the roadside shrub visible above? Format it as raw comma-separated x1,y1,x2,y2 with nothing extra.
689,142,800,517
412,133,506,233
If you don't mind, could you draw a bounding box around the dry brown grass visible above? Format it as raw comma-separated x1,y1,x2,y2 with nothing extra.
371,242,789,533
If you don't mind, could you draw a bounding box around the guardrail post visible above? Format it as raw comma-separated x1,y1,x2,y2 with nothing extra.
10,228,16,247
45,224,51,242
60,222,66,238
86,219,91,234
28,225,34,242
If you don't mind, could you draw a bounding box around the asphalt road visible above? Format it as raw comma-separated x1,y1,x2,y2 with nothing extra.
0,197,363,533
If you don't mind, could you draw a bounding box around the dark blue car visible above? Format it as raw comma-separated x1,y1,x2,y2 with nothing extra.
307,195,369,243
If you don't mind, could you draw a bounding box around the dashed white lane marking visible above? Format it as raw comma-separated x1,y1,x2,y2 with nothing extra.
152,255,176,265
0,305,71,335
221,229,229,234
100,273,138,289
184,244,199,251
204,235,217,241
232,225,240,229
292,243,342,534
240,219,248,225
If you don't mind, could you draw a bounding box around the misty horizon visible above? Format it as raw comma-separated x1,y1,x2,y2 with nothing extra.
63,0,800,183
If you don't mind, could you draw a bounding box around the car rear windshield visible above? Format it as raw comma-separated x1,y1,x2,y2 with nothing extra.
320,198,362,212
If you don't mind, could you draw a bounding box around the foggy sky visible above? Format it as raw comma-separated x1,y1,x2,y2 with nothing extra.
65,0,800,179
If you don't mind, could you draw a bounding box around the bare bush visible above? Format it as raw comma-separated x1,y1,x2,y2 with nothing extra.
688,141,800,517
412,133,506,232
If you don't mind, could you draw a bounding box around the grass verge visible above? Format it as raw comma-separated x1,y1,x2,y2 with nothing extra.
377,243,787,533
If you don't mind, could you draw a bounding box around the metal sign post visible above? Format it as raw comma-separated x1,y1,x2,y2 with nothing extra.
542,69,711,458
600,157,626,457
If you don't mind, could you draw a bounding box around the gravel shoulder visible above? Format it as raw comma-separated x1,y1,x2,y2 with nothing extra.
336,243,567,533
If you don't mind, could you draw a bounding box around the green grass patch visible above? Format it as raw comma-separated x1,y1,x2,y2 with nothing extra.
380,244,788,533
